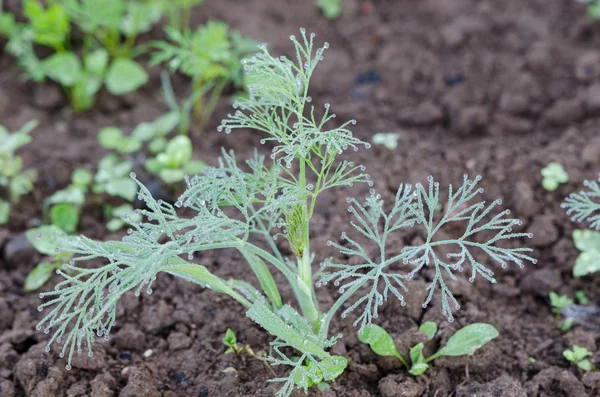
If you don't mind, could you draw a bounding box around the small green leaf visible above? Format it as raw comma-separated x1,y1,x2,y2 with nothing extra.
104,178,138,202
408,343,429,375
549,291,573,313
98,127,123,149
541,162,569,192
106,218,124,232
50,203,80,234
222,328,237,347
25,225,67,256
573,251,600,277
105,58,149,95
573,345,593,360
24,261,56,291
576,290,590,305
320,355,347,381
435,323,499,358
372,133,400,150
418,321,438,341
42,52,82,87
47,187,86,205
159,169,185,184
578,359,595,371
357,324,401,358
72,168,93,187
0,200,10,225
84,48,109,76
316,0,342,19
573,229,600,252
165,135,193,167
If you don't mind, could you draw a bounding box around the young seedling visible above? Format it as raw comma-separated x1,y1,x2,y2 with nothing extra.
223,328,243,354
0,121,38,225
563,345,595,371
316,0,343,19
24,225,73,292
35,30,535,396
576,290,590,305
541,162,569,192
146,135,207,184
105,204,142,232
563,176,600,276
45,169,93,234
372,132,400,151
151,21,258,133
358,322,499,375
0,0,160,111
549,291,574,331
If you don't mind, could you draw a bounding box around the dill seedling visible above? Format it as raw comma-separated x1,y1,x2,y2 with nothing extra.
36,30,535,396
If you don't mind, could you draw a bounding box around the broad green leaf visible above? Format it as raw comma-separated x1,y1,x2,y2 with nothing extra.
25,225,67,256
409,362,429,376
0,200,10,225
24,0,70,49
24,261,56,291
357,324,401,358
579,359,594,371
50,203,79,234
320,355,348,381
418,321,438,341
573,229,600,252
573,345,593,360
84,48,109,76
131,112,179,142
165,135,193,166
106,218,124,232
239,248,282,309
434,323,499,358
573,251,600,277
98,127,123,149
159,168,185,183
47,187,86,205
121,137,143,154
104,178,138,202
72,169,92,187
42,52,82,87
148,137,167,153
9,170,37,199
105,58,148,95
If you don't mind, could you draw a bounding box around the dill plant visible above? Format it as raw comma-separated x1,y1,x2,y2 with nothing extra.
36,30,535,396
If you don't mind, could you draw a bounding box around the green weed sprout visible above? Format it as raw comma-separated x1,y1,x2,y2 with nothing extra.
25,225,73,292
0,0,157,112
577,0,600,18
146,135,207,183
549,291,574,331
570,229,600,277
316,0,342,19
372,132,400,150
105,204,142,232
35,30,535,396
358,322,498,376
45,169,92,234
0,120,38,225
541,162,569,192
151,21,258,133
223,328,242,354
564,345,595,371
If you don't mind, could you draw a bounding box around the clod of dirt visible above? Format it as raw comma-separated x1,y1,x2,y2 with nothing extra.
167,331,192,351
582,135,600,165
70,345,107,371
526,367,586,396
90,372,117,397
519,269,562,296
543,99,584,126
575,51,600,82
456,374,526,397
141,299,176,334
33,84,65,110
562,328,597,352
114,324,148,351
456,106,489,135
0,379,15,397
2,233,37,270
0,299,14,332
526,42,554,73
119,367,161,397
378,373,424,397
527,215,559,247
584,83,600,112
582,371,600,390
511,181,539,217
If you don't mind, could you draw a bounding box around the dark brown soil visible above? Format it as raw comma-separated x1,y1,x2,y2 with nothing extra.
3,0,600,396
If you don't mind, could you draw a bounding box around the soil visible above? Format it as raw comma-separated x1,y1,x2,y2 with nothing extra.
2,0,600,396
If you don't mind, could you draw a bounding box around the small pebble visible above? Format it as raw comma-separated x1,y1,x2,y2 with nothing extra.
119,351,133,360
143,349,153,358
199,386,209,397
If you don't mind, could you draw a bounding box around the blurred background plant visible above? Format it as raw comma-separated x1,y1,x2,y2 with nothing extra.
0,121,38,225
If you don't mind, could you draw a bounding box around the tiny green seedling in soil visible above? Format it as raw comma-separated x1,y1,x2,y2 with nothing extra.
576,290,590,305
151,21,258,133
541,162,569,192
372,132,400,151
358,322,499,376
0,0,165,111
45,168,93,234
549,291,574,331
563,176,600,276
564,345,595,371
577,0,600,18
24,225,73,292
35,30,535,396
0,120,38,225
316,0,343,19
223,328,243,354
105,204,142,232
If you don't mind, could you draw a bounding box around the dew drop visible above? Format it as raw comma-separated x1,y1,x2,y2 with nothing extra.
66,364,71,370
129,172,136,179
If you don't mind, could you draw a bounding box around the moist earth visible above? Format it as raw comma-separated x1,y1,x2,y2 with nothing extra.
2,0,600,396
